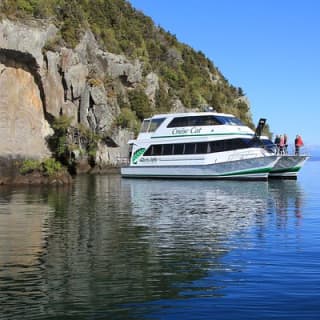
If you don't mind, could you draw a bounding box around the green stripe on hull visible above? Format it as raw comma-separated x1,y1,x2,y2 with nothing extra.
219,167,271,177
270,166,301,173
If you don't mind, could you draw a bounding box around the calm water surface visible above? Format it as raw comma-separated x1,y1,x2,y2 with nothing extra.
0,161,320,320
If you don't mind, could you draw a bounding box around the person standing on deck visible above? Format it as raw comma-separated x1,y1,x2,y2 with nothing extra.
284,134,288,154
279,134,285,155
295,135,304,155
274,135,280,154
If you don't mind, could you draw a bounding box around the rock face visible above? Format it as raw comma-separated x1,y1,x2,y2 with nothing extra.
0,19,57,68
145,72,159,104
0,64,51,158
43,51,65,118
101,51,142,85
0,19,144,171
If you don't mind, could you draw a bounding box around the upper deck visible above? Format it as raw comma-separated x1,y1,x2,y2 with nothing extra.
132,112,255,143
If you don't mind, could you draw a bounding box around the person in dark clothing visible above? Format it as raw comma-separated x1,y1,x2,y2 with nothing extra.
274,135,280,154
284,134,288,154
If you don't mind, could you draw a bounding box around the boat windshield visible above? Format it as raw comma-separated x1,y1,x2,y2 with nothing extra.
140,118,166,133
148,118,166,132
215,116,245,126
140,120,150,133
261,138,277,153
167,115,245,128
167,116,219,127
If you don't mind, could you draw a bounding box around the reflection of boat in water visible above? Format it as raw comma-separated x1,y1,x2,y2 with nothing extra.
261,137,309,179
268,179,305,219
123,177,305,234
121,112,279,180
122,179,270,236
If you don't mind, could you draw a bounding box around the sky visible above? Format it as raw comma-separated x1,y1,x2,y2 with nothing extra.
128,0,320,147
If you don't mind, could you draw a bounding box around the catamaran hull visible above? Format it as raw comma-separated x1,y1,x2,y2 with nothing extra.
121,156,278,180
269,155,309,179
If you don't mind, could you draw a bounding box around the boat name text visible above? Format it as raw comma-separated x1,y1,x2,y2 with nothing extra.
172,127,202,135
140,157,157,163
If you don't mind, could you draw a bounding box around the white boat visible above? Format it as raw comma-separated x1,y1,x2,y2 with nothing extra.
121,111,279,180
260,137,309,179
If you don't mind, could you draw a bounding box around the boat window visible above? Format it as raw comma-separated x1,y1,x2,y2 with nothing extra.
149,118,166,132
237,138,251,148
167,117,190,128
173,144,184,155
184,143,196,154
210,140,224,153
143,146,151,156
163,144,173,155
152,144,162,155
193,116,221,126
260,138,276,153
143,138,265,158
246,137,263,148
261,138,274,146
196,142,208,154
140,120,150,133
167,116,222,128
144,144,162,156
215,116,245,126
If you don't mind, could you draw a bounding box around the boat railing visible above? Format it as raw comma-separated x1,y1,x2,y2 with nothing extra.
275,145,310,156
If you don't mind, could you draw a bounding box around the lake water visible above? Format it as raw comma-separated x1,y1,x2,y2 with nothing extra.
0,160,319,320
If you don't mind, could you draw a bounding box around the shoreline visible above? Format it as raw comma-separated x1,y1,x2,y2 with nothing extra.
0,157,122,185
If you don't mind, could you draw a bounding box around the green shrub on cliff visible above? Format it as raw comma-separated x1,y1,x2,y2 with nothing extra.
47,115,73,166
48,115,101,167
19,159,41,175
42,158,63,176
20,158,63,176
155,83,171,113
77,124,100,164
117,107,139,131
128,89,152,120
52,116,71,148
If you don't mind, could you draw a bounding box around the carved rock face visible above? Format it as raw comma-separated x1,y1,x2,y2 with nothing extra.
0,65,51,159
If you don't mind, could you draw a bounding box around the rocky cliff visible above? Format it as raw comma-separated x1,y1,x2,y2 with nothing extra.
0,18,138,168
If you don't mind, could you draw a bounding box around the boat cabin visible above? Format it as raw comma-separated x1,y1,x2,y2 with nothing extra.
137,112,252,141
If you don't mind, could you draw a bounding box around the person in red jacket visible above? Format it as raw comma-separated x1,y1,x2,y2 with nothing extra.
295,135,304,155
